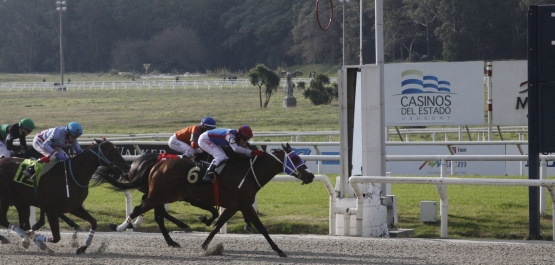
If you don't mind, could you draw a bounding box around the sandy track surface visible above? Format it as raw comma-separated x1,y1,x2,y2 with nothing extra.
1,230,554,264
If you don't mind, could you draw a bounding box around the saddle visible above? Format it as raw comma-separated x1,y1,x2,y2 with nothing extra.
14,159,55,187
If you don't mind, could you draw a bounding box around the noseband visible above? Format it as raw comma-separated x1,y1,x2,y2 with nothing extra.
270,150,308,182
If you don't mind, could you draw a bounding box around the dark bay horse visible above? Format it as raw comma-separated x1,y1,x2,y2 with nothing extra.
97,151,252,247
97,143,314,257
10,148,82,232
0,139,129,255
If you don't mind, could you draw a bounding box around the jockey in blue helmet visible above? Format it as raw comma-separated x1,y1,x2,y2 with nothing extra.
24,122,84,180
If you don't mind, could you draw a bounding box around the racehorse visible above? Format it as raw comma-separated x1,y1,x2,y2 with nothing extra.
10,148,82,232
97,143,314,257
96,151,252,247
0,139,129,255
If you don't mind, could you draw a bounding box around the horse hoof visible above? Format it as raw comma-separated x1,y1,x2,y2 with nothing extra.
73,226,83,232
46,248,55,256
0,235,11,244
108,223,118,231
26,231,36,240
244,225,252,234
169,242,181,248
22,237,30,249
76,246,87,255
201,244,208,251
183,227,193,233
278,252,287,258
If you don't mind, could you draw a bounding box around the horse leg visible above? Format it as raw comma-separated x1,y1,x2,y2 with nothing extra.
113,202,155,232
59,214,82,231
16,205,31,231
33,211,57,256
159,205,192,232
0,187,24,245
68,206,97,255
154,206,180,247
187,197,219,226
241,205,286,257
201,208,237,251
243,217,253,233
13,204,32,248
31,209,46,231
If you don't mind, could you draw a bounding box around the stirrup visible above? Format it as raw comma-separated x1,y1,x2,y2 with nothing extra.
23,166,35,178
202,173,215,183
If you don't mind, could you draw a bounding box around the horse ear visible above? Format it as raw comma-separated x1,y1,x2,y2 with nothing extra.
94,138,101,144
286,143,291,150
281,144,286,150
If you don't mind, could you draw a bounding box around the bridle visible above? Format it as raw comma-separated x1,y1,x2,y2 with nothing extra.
238,149,309,189
66,141,126,188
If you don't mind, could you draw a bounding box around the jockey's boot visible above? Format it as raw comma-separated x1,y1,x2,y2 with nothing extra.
23,164,36,181
202,162,217,183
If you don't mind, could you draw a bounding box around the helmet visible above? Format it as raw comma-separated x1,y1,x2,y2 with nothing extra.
237,125,253,140
19,118,35,130
66,122,83,136
201,116,216,129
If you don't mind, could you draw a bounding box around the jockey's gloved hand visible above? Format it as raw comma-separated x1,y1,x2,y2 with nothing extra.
55,152,68,162
251,149,264,157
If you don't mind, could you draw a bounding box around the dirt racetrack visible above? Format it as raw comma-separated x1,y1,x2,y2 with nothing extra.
1,230,555,264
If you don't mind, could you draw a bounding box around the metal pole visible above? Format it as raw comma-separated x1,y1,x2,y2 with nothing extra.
487,62,492,141
342,3,345,66
359,0,363,65
59,9,64,87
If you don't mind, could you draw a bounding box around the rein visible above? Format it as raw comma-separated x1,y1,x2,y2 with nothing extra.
237,150,305,189
66,141,121,188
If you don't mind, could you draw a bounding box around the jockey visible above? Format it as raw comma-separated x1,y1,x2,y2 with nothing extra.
168,116,216,159
23,122,84,179
198,125,264,183
0,118,35,158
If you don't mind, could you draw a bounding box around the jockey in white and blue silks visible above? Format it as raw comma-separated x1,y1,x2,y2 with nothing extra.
24,122,84,179
32,122,83,163
198,125,264,183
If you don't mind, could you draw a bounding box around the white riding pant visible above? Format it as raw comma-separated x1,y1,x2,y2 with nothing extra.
32,136,68,159
0,140,12,158
198,133,227,166
168,134,200,158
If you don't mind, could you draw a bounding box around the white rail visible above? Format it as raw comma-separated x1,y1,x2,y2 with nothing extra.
349,176,555,240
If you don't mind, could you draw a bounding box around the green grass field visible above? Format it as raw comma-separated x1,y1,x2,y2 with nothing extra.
1,73,551,240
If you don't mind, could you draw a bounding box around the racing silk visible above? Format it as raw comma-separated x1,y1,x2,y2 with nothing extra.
3,123,28,150
204,128,252,156
174,124,204,149
35,126,83,155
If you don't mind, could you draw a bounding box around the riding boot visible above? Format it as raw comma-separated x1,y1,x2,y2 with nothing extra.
24,164,36,181
202,162,217,183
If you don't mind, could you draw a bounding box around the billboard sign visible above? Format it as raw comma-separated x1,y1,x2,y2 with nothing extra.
385,61,484,126
491,60,528,125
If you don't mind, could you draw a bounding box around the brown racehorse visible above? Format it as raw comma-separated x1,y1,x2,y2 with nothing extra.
0,139,129,255
97,143,314,257
97,151,253,247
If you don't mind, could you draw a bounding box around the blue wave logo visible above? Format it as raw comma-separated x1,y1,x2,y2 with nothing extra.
400,70,451,94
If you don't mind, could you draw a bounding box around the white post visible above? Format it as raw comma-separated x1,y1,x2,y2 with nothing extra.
540,157,547,216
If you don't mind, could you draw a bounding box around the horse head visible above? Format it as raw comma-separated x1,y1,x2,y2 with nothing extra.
277,143,314,185
89,139,130,176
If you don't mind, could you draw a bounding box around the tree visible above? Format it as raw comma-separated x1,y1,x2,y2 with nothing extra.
303,74,337,105
248,64,280,108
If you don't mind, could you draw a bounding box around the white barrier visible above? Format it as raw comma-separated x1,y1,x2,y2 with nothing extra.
349,175,555,240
